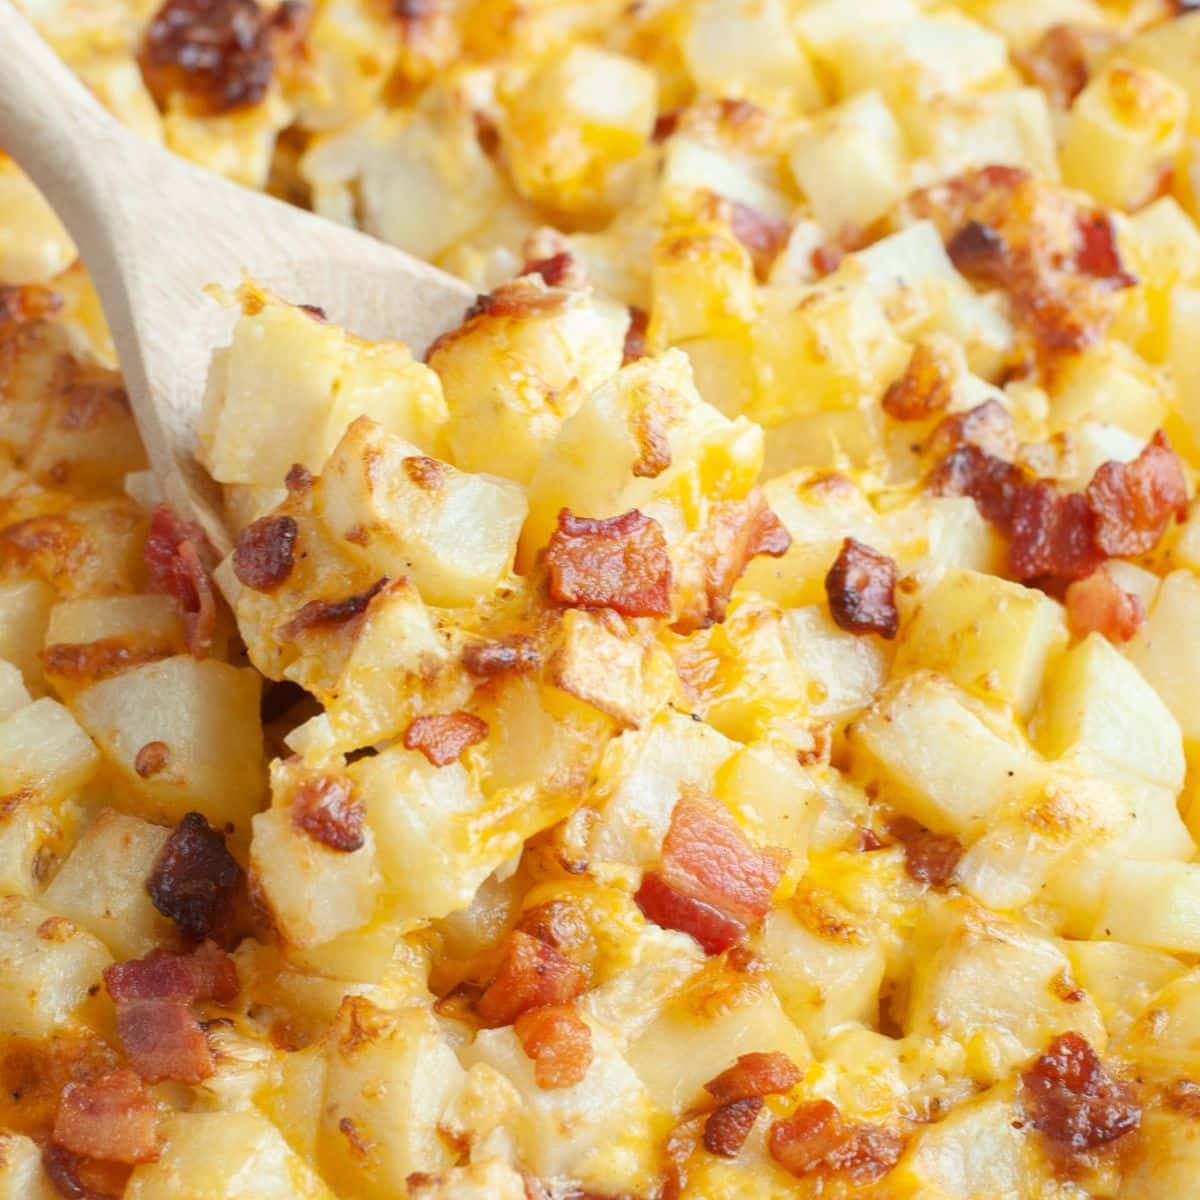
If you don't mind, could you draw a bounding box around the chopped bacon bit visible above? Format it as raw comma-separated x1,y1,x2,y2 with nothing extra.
403,711,488,767
1009,483,1103,582
461,635,540,677
825,539,899,638
705,1052,802,1105
277,576,389,640
140,0,276,116
1076,212,1136,287
53,1071,159,1165
514,1004,594,1090
143,504,217,658
104,942,239,1005
652,109,681,142
929,444,1027,531
946,220,1010,286
888,817,963,888
231,514,297,592
1022,1032,1141,1152
881,342,955,421
524,251,586,290
927,399,1017,462
0,283,62,326
41,1144,111,1200
1016,24,1098,108
291,774,365,852
284,463,313,494
134,741,170,778
112,999,212,1085
1085,432,1188,558
146,812,242,943
1065,571,1145,643
459,280,568,324
545,509,672,619
41,638,171,684
704,1097,763,1158
1166,1079,1200,1117
678,490,792,632
297,303,327,322
622,306,649,365
403,455,444,490
635,872,746,956
811,242,844,278
476,930,587,1027
769,1100,904,1185
728,201,790,278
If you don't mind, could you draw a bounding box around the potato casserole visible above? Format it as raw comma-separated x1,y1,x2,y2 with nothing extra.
6,0,1200,1196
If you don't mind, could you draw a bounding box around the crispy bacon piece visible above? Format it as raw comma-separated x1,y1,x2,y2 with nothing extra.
0,283,62,326
285,463,313,494
728,201,790,277
403,711,488,767
53,1071,159,1165
928,444,1026,531
825,538,899,638
1085,432,1188,557
679,490,792,632
705,1052,802,1105
277,576,389,640
622,307,649,365
524,252,586,290
1065,571,1145,643
1165,1078,1200,1117
476,931,587,1027
1016,25,1093,107
1009,483,1103,582
41,1143,128,1200
146,811,243,942
927,399,1017,462
134,741,170,778
704,1097,763,1158
105,944,238,1084
888,817,963,888
945,219,1010,286
1022,1032,1141,1151
140,0,275,116
768,1100,903,1185
881,341,955,421
514,1003,594,1090
231,514,297,591
545,509,672,618
1076,212,1136,288
41,637,171,684
291,774,365,852
143,504,217,658
458,280,569,324
461,635,539,678
638,794,788,955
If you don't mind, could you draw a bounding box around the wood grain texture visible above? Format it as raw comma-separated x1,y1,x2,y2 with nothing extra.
0,1,474,552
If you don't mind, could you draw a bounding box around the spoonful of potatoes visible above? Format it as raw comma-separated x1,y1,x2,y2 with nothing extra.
0,1,475,552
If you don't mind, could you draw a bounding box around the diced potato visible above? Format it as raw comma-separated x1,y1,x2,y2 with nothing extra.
1049,340,1170,440
1051,422,1146,494
0,894,110,1036
0,793,72,897
430,291,626,485
0,1131,56,1200
1035,633,1185,793
350,745,518,928
1118,968,1200,1076
1062,59,1186,211
464,1017,665,1196
661,138,791,223
905,899,1104,1082
627,963,809,1114
883,496,1005,578
1127,570,1200,748
251,769,383,949
683,0,823,109
750,281,909,427
317,418,526,607
0,698,98,805
0,159,75,284
794,0,919,64
789,91,907,233
0,661,30,722
0,578,54,694
42,809,172,959
895,567,1066,719
71,656,265,831
125,1111,335,1200
1094,860,1200,955
848,672,1038,836
778,605,890,723
320,1000,466,1197
756,891,885,1045
1121,1108,1200,1198
45,593,183,649
500,45,657,216
1066,941,1184,1040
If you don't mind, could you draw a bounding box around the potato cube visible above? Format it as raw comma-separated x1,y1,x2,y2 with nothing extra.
71,656,265,831
905,899,1104,1082
1121,1109,1200,1199
1066,941,1184,1040
1035,633,1184,793
1049,341,1170,440
42,809,172,959
126,1111,335,1200
0,794,72,898
1127,570,1200,748
317,418,526,607
0,894,110,1036
0,661,29,722
894,567,1067,719
794,0,918,64
405,1160,527,1200
321,1000,466,1197
0,1130,56,1199
683,0,822,108
1094,860,1200,954
849,673,1038,836
0,698,98,805
0,159,75,284
1118,968,1200,1076
45,593,183,650
0,579,54,694
1061,59,1186,211
790,92,907,233
661,138,791,223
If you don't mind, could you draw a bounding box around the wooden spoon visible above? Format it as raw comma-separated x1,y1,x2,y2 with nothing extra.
0,2,474,551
